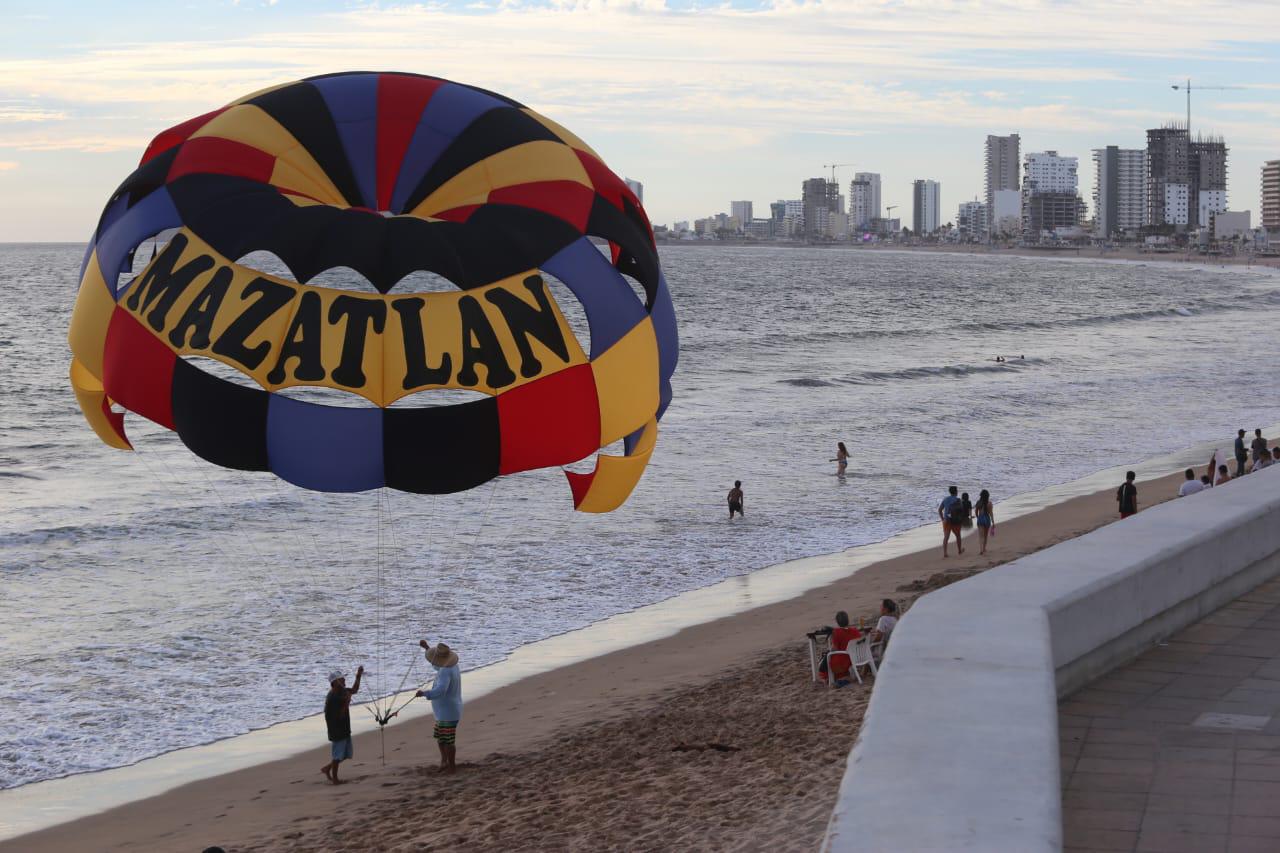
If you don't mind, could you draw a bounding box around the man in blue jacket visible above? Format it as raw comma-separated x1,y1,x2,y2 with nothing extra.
417,639,463,773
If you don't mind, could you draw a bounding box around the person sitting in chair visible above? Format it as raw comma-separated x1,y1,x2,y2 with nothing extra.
871,599,899,660
816,611,862,686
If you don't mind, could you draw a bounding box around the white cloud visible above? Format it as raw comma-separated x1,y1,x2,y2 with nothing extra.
0,105,67,122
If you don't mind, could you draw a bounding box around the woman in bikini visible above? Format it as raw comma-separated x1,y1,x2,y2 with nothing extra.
831,441,850,476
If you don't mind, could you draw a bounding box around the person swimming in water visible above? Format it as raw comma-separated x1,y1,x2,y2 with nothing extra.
831,442,850,476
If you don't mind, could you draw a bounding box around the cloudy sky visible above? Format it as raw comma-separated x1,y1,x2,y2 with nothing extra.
1,0,1278,240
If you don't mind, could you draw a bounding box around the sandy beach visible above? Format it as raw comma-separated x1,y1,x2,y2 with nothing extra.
5,463,1203,853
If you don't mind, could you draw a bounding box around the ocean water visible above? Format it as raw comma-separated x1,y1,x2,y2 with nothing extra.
3,243,1280,789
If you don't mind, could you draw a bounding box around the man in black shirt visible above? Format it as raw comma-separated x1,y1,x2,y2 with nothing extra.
1235,429,1249,477
322,665,363,785
1116,471,1138,519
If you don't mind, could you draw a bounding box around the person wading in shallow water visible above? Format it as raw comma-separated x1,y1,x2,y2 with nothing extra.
322,664,363,784
727,481,745,519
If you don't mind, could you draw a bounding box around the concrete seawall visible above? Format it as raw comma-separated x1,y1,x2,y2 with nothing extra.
824,467,1280,852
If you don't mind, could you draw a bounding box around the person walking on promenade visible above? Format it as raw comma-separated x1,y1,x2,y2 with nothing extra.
831,442,850,477
1235,429,1249,477
1252,429,1269,466
1116,471,1138,519
417,640,463,774
938,486,964,557
727,481,745,519
1179,468,1207,497
974,489,995,554
322,664,364,785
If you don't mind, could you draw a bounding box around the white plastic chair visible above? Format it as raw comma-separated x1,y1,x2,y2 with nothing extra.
826,637,877,687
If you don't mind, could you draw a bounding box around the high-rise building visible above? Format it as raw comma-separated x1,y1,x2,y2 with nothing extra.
956,200,988,240
850,173,881,229
991,189,1022,238
801,178,840,239
1146,126,1228,230
623,178,643,205
775,199,804,237
730,201,753,231
985,134,1020,236
1092,146,1147,238
1263,160,1280,232
911,180,940,235
1021,151,1083,239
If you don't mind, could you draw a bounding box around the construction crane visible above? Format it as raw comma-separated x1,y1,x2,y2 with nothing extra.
1170,79,1243,135
822,163,854,185
885,204,898,227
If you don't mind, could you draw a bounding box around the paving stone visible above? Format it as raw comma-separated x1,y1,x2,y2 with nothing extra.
1081,742,1156,761
1141,810,1230,834
1230,815,1280,838
1231,795,1280,817
1145,793,1233,816
1227,836,1280,853
1068,771,1156,794
1075,757,1156,777
1233,762,1280,782
1064,826,1139,851
1136,829,1226,852
1087,728,1158,745
1064,809,1144,831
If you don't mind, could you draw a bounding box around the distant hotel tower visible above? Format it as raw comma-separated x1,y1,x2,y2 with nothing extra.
850,172,881,230
1092,146,1147,238
911,179,940,235
1263,160,1280,232
984,134,1020,237
624,178,643,205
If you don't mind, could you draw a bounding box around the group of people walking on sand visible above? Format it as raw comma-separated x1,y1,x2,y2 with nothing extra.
322,638,463,785
937,485,996,557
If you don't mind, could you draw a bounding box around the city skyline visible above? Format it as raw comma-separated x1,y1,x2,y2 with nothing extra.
1,0,1279,240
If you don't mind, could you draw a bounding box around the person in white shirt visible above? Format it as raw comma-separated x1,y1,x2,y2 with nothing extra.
1253,453,1273,474
871,599,899,659
1178,468,1206,497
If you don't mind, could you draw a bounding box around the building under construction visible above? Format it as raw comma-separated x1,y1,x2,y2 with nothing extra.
1146,124,1228,231
800,178,842,240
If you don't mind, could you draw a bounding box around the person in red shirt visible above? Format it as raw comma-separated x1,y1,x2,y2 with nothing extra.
818,611,862,685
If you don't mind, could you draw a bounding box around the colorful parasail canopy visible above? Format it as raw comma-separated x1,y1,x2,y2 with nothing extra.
68,72,677,512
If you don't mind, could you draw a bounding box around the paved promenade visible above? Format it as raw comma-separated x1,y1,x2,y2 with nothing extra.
1060,575,1280,852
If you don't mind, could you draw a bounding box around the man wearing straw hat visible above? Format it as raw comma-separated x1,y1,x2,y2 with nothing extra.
417,639,463,773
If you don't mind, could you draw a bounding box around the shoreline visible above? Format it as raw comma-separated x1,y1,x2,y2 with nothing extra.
657,239,1280,271
2,431,1260,851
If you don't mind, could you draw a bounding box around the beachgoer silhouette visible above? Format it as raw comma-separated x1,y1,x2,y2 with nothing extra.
728,481,744,519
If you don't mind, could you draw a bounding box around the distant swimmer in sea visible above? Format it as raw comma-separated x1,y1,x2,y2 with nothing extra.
728,481,745,519
831,442,850,476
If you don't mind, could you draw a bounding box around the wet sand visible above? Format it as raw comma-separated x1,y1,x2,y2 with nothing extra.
5,464,1201,852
